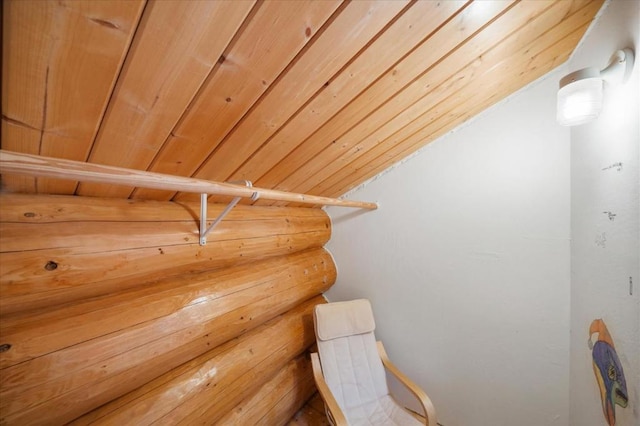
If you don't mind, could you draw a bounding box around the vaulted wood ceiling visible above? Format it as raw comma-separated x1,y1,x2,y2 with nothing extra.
2,0,603,206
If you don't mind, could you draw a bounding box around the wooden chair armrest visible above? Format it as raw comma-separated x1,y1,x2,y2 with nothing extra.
310,352,348,426
376,341,437,426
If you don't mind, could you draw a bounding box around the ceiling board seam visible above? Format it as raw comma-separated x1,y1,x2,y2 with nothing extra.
304,0,587,199
336,63,570,203
225,0,421,183
333,7,595,196
299,0,587,199
3,0,604,204
33,3,60,194
239,0,468,187
76,0,255,198
566,0,611,63
270,2,521,195
74,0,149,196
131,0,265,201
177,0,355,199
323,44,581,196
268,0,519,192
34,65,50,194
36,66,49,158
377,24,587,163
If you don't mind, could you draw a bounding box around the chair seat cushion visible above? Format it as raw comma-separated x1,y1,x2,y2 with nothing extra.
346,395,424,426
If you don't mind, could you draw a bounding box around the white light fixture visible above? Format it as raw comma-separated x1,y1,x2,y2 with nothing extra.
557,48,635,126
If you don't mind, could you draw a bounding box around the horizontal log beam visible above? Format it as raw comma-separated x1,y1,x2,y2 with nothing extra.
0,149,378,209
70,296,325,425
0,216,329,252
0,194,330,314
0,250,335,423
0,194,325,223
215,354,316,425
0,248,334,368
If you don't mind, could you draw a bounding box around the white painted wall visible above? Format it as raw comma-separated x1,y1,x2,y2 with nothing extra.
568,1,640,425
325,66,571,425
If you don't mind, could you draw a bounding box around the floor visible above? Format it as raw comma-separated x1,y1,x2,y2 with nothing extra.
288,393,331,425
287,392,429,425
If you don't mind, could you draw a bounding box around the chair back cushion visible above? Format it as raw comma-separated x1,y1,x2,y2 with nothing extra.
315,299,376,340
314,300,389,413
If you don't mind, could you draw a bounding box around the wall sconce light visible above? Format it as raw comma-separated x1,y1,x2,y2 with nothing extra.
557,48,635,126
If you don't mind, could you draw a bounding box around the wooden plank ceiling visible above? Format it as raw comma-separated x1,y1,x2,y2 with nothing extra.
2,0,603,206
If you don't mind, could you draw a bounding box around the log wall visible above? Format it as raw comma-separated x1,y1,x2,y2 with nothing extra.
0,194,335,425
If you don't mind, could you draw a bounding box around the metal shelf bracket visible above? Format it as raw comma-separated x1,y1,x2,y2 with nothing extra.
199,180,259,245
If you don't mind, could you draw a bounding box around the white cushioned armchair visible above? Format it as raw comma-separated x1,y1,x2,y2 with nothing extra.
311,299,437,425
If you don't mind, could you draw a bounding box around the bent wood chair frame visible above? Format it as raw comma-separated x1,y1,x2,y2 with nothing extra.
311,341,437,426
